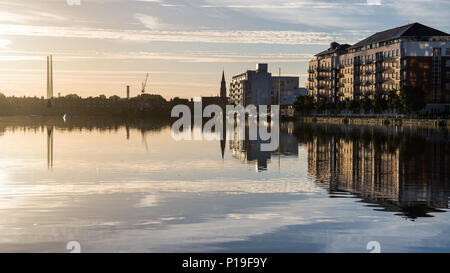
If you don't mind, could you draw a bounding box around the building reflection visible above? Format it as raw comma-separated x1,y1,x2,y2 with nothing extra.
301,123,450,219
229,122,299,171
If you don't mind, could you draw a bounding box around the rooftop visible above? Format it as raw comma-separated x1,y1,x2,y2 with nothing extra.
316,43,351,57
349,22,449,49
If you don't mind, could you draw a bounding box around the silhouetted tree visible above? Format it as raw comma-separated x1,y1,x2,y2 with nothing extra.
373,91,387,113
399,85,426,113
387,91,401,112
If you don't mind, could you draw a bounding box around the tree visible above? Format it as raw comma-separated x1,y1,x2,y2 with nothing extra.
399,85,426,113
109,95,121,101
316,96,327,112
293,95,314,114
387,91,401,111
372,91,387,113
336,100,345,111
360,96,373,113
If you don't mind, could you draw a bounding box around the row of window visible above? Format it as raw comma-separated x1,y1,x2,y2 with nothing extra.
339,83,401,94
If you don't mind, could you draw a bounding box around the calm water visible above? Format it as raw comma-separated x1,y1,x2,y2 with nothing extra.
0,117,449,253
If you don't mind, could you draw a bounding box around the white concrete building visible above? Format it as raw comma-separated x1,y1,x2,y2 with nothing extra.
229,63,272,107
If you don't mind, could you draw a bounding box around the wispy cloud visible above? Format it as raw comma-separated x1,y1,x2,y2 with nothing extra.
0,48,313,63
134,13,168,29
0,9,67,24
0,38,11,48
0,23,361,45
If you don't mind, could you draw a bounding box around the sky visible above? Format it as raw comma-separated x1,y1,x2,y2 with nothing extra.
0,0,449,99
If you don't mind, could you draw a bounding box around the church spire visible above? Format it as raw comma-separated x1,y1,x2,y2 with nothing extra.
220,70,227,99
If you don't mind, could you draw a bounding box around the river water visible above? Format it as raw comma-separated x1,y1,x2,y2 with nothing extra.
0,117,448,252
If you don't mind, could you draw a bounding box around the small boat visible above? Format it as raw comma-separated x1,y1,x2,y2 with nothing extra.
63,113,72,122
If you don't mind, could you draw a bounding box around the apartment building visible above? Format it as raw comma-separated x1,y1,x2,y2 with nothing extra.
229,64,305,109
229,63,272,107
307,23,450,109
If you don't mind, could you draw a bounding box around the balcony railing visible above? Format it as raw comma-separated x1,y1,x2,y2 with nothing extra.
318,67,332,72
317,75,330,81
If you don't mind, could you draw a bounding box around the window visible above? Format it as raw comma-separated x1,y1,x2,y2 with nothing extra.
446,83,450,90
446,48,450,55
396,49,399,56
447,60,450,67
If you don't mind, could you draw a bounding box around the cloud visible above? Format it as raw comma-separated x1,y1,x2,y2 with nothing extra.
0,10,67,24
134,13,167,29
0,38,11,48
0,48,313,63
0,24,362,45
199,0,449,30
367,0,382,5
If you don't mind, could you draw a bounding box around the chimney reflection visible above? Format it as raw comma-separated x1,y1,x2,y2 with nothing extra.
47,126,53,170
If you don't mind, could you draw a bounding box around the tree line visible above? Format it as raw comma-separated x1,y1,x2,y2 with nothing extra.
294,85,428,115
0,93,185,117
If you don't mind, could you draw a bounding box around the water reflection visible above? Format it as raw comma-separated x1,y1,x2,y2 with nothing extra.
47,126,53,170
0,116,449,252
229,122,299,171
295,123,450,219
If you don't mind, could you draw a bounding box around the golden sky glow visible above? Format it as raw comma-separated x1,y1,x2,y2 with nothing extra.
0,0,448,99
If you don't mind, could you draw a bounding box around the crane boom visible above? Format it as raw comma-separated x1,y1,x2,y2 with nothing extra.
141,73,149,94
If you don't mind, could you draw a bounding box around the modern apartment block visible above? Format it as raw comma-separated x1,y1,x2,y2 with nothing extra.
229,63,304,108
229,63,272,107
307,23,450,109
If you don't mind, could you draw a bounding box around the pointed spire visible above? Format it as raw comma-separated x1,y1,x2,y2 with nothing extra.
220,70,227,99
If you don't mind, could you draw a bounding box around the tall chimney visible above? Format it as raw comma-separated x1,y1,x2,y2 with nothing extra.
47,55,53,99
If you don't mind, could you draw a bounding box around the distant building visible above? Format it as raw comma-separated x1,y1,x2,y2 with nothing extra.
307,22,450,112
229,64,303,110
271,76,308,104
229,63,272,107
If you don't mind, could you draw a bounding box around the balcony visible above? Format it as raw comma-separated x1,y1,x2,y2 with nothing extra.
307,68,315,73
361,80,373,86
383,66,395,73
317,75,330,81
318,67,332,72
383,56,397,63
383,77,395,84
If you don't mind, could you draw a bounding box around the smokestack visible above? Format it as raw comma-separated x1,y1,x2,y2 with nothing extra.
47,55,53,99
127,85,130,99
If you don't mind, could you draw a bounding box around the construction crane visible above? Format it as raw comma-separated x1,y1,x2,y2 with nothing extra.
141,73,149,94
